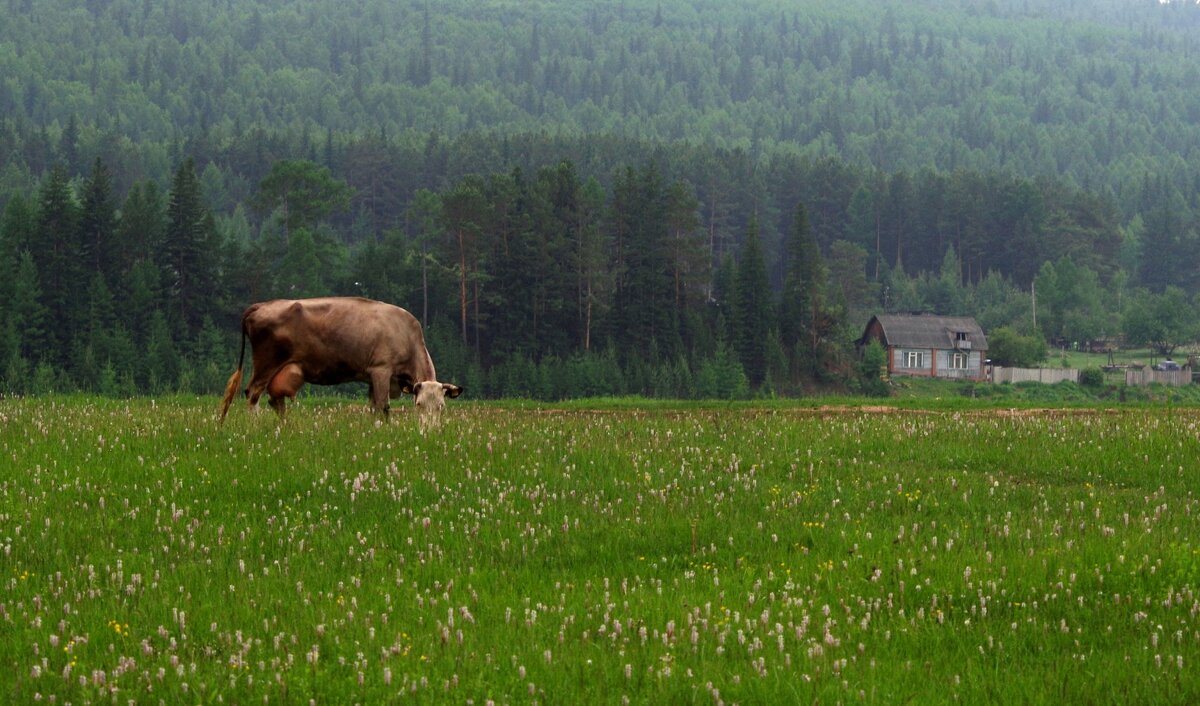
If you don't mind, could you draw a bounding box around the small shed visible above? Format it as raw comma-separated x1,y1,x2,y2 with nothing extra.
859,314,989,381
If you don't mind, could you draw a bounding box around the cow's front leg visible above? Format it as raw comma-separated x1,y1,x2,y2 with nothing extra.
268,395,287,419
267,363,304,420
369,368,391,417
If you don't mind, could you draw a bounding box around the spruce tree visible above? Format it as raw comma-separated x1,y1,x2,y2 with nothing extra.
1,194,37,256
114,181,167,287
79,157,117,285
10,251,47,366
31,164,82,368
0,198,32,362
779,202,830,380
611,163,677,359
163,158,219,339
144,309,179,393
734,214,771,388
278,228,327,298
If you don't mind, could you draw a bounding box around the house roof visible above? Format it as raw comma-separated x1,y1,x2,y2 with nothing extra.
863,314,988,351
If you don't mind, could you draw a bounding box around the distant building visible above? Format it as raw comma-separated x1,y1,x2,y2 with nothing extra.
858,314,989,381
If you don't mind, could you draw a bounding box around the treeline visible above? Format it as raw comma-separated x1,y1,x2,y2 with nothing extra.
5,0,1200,213
6,0,1200,305
5,135,1192,399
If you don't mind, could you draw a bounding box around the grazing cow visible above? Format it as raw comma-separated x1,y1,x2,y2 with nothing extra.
218,297,462,427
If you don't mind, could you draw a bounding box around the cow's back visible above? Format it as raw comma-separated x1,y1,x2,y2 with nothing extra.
243,297,429,376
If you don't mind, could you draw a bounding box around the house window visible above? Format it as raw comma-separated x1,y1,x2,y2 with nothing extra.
950,352,968,370
905,351,923,368
955,332,968,343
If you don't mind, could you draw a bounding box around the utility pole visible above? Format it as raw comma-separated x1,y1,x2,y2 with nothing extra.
1031,280,1037,332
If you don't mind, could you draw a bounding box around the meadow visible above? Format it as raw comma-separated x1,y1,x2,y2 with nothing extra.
2,396,1199,704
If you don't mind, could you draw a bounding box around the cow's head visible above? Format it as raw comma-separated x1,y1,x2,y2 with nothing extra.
410,381,463,430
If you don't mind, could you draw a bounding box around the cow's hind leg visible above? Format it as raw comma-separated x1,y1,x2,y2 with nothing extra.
267,363,305,420
245,370,274,412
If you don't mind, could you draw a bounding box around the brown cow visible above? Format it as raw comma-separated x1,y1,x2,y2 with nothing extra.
218,297,462,427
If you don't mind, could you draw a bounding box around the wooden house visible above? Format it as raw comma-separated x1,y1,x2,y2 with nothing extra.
858,314,989,381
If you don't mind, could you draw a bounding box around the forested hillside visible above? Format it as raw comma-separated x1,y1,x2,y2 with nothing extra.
0,0,1198,398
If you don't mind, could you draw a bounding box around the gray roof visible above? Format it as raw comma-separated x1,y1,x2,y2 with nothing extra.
866,314,988,351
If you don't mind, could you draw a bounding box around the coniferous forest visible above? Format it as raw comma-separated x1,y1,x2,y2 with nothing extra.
2,0,1200,398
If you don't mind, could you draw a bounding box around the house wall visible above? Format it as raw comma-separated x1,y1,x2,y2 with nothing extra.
891,348,985,380
891,348,933,375
935,350,983,379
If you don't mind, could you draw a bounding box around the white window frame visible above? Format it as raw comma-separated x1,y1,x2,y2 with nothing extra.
950,352,968,370
905,351,923,369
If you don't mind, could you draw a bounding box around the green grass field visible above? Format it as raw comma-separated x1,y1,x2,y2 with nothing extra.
3,396,1199,703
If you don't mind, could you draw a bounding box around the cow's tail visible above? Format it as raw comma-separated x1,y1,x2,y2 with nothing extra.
218,322,248,425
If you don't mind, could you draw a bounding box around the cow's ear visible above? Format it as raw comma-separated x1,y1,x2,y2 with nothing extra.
442,383,463,399
402,381,417,395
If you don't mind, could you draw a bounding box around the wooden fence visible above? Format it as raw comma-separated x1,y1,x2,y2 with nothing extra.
990,366,1079,384
1125,367,1193,387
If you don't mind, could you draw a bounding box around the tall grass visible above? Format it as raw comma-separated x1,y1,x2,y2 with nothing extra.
2,397,1198,703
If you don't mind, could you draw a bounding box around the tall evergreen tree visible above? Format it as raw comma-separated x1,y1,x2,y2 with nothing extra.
277,229,327,298
60,114,80,177
9,251,47,366
573,176,610,353
144,309,179,393
0,194,37,256
125,259,163,345
734,214,771,388
1137,176,1186,293
407,188,443,324
665,179,708,319
114,180,167,286
778,202,830,379
31,164,82,367
515,163,579,359
250,159,352,243
826,239,877,324
477,169,533,360
439,174,489,349
162,158,219,338
0,195,37,360
610,162,678,358
79,157,117,285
